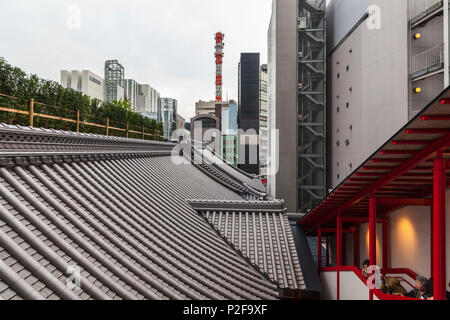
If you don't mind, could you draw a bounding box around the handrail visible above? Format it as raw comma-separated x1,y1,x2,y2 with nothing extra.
409,0,443,21
383,268,418,282
321,266,420,300
0,93,163,140
411,43,444,75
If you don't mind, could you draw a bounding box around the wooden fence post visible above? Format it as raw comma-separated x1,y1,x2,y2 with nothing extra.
29,98,34,127
76,110,80,132
142,126,145,140
106,117,110,136
126,122,129,138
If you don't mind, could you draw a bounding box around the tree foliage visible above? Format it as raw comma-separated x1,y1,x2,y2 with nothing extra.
0,57,163,140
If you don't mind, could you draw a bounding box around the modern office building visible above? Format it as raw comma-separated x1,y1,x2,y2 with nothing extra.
327,0,450,189
221,101,239,165
238,53,261,175
60,70,104,101
268,0,327,213
124,79,139,109
104,60,125,103
190,114,220,144
260,64,269,176
222,135,239,165
138,85,160,113
192,100,239,164
195,100,238,132
195,100,217,116
158,98,177,141
176,114,186,131
125,81,160,113
220,100,238,134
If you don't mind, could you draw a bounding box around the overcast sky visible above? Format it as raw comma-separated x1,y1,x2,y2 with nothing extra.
0,0,273,120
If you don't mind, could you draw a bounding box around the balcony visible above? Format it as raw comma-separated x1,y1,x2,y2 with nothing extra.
410,0,443,27
410,43,444,80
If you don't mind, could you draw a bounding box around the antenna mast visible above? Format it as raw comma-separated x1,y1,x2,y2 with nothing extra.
215,32,225,102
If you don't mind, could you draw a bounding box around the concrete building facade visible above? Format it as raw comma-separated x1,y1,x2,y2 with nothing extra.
60,70,104,101
328,0,450,189
221,100,238,135
221,101,239,166
195,101,217,116
158,98,177,141
176,114,186,131
124,79,139,110
268,0,326,213
125,80,160,113
238,53,261,175
260,64,269,176
104,60,125,103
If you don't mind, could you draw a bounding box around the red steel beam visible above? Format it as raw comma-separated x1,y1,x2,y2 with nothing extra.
342,217,384,223
349,179,377,183
371,158,407,163
301,132,450,229
363,166,396,171
392,140,433,145
421,115,450,121
406,128,449,134
403,173,433,177
381,150,418,155
321,228,353,234
376,198,432,206
356,173,382,177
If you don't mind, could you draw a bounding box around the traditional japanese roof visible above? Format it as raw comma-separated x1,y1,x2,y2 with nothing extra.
301,86,450,232
0,124,305,300
189,200,305,290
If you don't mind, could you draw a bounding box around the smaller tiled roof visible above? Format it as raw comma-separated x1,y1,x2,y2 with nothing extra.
189,200,306,290
186,145,269,200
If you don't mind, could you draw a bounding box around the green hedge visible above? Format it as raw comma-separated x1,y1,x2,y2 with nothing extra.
0,57,163,139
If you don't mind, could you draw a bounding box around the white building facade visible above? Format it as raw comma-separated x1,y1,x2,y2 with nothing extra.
60,70,104,101
125,80,160,113
328,0,450,189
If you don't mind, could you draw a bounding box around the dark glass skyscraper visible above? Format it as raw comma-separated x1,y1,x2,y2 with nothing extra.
238,53,260,175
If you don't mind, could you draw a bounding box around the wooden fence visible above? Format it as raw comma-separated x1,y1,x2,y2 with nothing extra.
0,93,163,141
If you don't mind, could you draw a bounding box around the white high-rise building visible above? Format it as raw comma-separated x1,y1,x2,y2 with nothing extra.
125,80,160,113
60,70,104,101
124,79,139,110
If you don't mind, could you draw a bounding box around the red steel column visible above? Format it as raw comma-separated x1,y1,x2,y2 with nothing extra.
382,217,389,273
369,197,377,268
337,213,343,267
337,212,343,300
326,237,330,267
430,205,434,279
353,226,360,267
433,156,446,300
317,228,322,273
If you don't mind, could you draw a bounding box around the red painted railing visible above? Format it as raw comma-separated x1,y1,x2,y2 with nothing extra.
321,266,420,301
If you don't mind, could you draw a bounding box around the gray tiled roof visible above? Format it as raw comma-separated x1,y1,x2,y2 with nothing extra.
0,125,304,300
189,200,305,290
